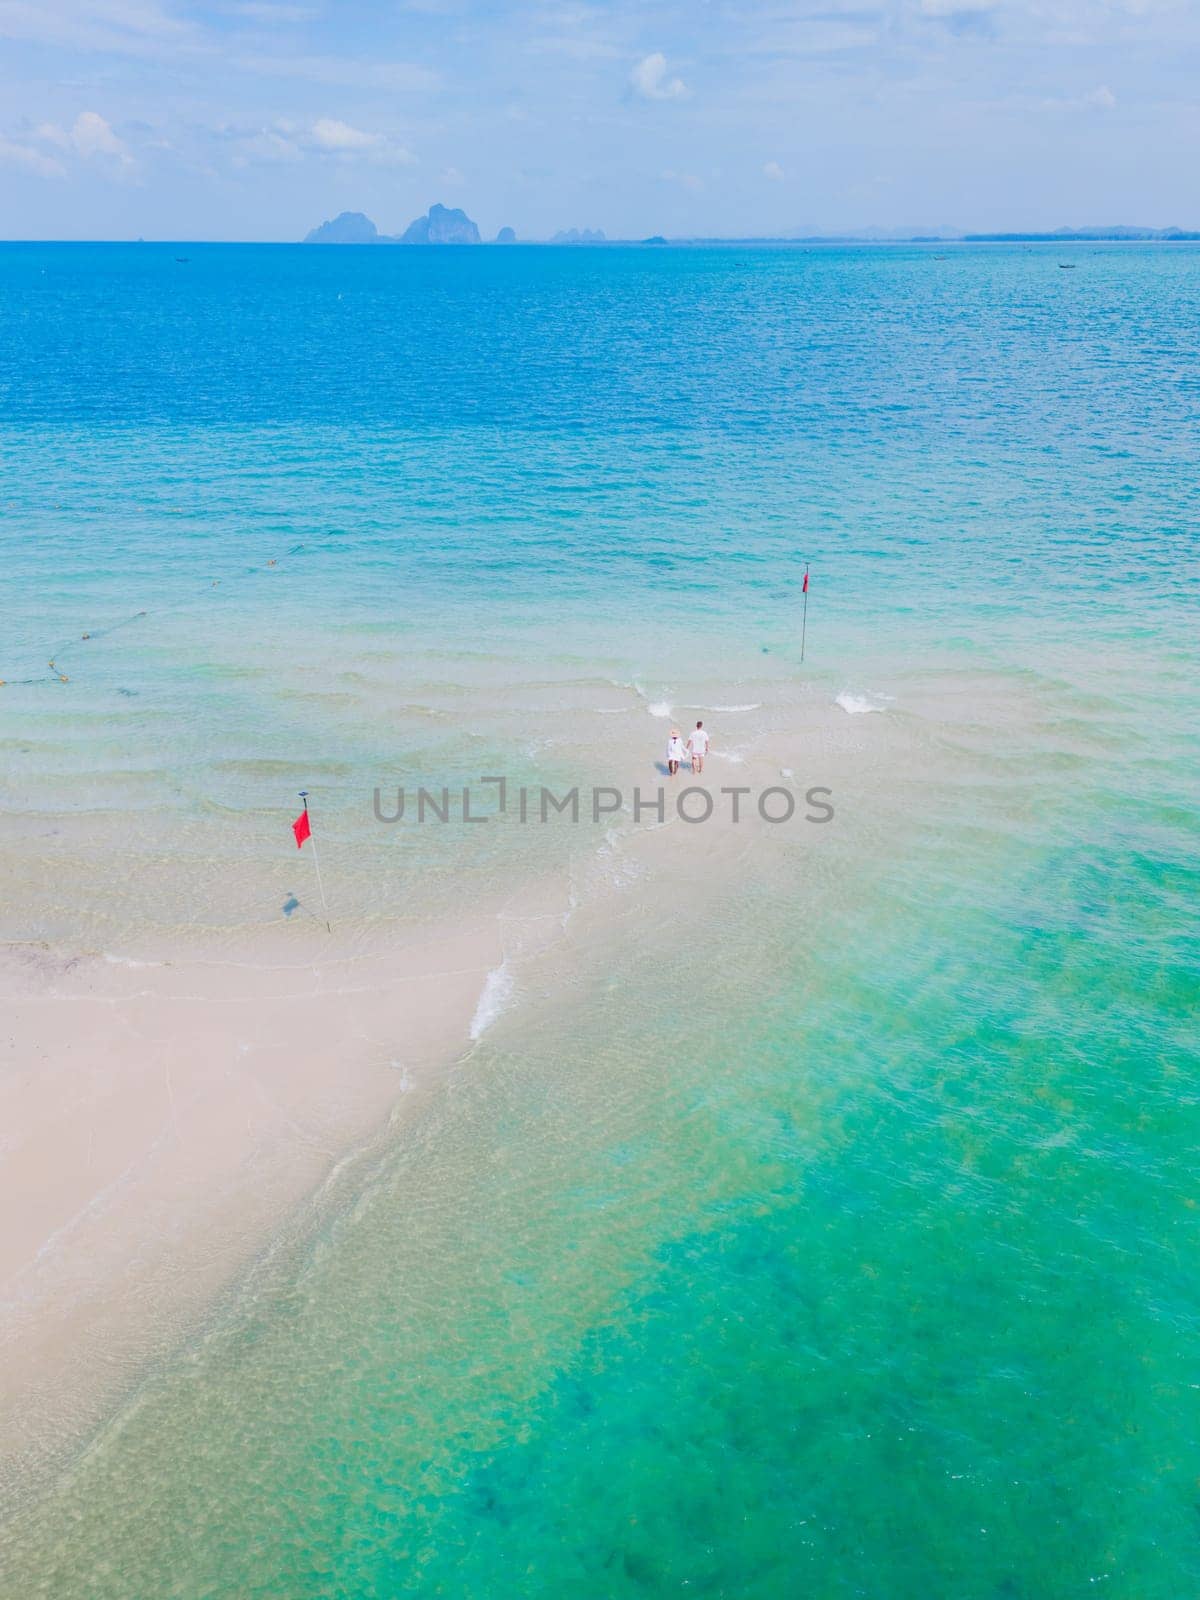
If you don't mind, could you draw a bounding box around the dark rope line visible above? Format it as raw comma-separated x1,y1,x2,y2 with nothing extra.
3,542,307,688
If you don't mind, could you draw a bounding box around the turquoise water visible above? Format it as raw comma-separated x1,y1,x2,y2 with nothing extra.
1,244,1198,1595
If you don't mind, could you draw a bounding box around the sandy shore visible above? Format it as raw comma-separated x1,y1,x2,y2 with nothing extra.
0,883,575,1496
0,704,875,1506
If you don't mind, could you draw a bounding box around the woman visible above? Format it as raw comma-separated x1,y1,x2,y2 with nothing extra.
666,728,686,776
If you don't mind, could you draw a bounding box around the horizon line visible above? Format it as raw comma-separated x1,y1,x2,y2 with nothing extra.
5,230,1200,248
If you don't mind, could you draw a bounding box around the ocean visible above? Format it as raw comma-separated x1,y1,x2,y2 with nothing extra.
0,241,1197,1597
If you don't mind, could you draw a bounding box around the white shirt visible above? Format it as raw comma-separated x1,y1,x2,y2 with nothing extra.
667,737,685,761
687,728,710,755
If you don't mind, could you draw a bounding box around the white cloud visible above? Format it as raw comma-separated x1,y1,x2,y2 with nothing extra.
0,134,66,178
1045,84,1118,110
0,0,197,57
229,127,303,166
311,117,378,151
34,121,70,149
33,111,133,168
763,160,785,180
631,52,687,100
224,117,416,168
71,110,131,160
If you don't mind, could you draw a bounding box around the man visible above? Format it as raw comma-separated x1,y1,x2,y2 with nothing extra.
687,719,710,773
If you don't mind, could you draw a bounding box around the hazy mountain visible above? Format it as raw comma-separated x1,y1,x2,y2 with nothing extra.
400,204,481,244
303,214,1200,250
965,226,1200,241
304,211,380,244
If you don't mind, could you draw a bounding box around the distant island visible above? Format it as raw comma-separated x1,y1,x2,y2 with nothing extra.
304,204,513,245
399,204,480,244
663,226,1200,245
304,211,382,244
303,213,1200,248
962,226,1200,242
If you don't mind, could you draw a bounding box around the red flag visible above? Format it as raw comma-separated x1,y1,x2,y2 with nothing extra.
802,569,809,593
292,809,311,849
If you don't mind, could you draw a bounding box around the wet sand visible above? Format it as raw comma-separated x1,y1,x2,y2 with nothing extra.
0,705,868,1504
0,900,548,1491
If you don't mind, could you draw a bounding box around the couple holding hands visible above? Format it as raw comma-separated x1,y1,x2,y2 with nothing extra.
666,720,710,777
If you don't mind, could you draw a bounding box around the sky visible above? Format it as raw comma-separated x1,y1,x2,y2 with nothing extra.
0,0,1198,240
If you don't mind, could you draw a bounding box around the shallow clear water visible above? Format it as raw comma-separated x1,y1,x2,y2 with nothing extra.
1,243,1197,1596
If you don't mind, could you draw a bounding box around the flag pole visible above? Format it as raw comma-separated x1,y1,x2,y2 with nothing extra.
800,562,810,663
299,790,331,932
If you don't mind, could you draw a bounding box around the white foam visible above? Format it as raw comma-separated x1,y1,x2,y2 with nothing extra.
625,677,673,718
469,961,515,1041
835,691,886,716
696,702,761,713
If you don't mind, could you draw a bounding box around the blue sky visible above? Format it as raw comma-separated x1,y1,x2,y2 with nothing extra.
0,0,1196,240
